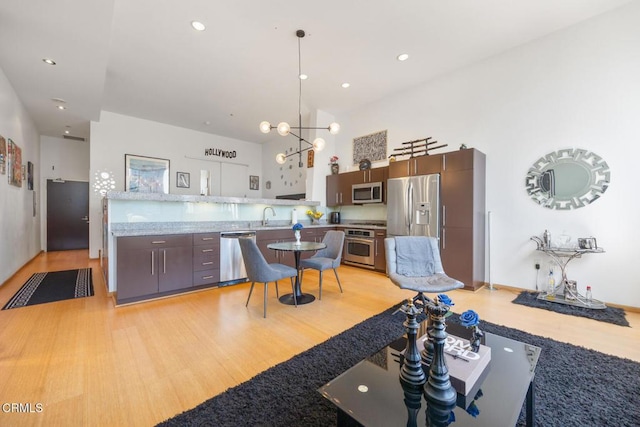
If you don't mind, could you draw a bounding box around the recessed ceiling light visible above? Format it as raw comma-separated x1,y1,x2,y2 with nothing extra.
341,82,350,88
64,130,70,134
57,105,66,110
42,58,56,65
299,74,308,80
204,120,211,125
397,53,409,61
191,21,206,31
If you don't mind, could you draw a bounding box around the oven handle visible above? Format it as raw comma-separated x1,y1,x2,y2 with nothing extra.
345,237,374,245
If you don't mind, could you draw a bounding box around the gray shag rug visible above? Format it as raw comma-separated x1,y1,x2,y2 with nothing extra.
512,291,629,327
158,303,640,427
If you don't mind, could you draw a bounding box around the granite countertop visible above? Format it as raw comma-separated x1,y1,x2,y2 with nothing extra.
111,221,386,237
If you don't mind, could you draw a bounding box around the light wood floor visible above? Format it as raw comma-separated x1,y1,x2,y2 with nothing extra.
0,250,638,426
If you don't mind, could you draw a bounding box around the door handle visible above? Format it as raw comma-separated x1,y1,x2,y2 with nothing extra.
151,252,154,275
81,216,89,221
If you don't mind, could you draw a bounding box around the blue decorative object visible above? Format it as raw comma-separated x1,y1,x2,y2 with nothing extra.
460,310,483,353
459,310,479,328
292,222,304,231
437,294,454,307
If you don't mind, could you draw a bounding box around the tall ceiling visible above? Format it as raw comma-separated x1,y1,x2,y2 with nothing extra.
0,0,633,143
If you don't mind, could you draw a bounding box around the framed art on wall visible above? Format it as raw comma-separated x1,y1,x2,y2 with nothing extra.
249,175,259,190
125,154,170,193
27,161,34,190
7,139,22,187
307,149,314,168
0,135,6,175
352,130,387,165
176,172,190,188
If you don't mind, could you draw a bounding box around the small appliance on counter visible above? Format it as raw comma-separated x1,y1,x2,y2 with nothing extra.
329,212,341,224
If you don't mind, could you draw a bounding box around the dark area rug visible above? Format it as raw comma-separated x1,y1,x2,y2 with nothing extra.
158,303,640,427
2,268,93,309
512,291,629,327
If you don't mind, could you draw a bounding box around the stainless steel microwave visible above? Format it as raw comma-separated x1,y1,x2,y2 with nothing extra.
352,182,383,204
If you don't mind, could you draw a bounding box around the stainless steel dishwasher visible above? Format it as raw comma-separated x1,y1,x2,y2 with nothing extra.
219,231,256,284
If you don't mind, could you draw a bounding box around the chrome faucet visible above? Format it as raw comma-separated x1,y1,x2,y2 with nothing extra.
262,206,276,226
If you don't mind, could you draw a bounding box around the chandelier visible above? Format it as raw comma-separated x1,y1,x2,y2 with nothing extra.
259,29,340,167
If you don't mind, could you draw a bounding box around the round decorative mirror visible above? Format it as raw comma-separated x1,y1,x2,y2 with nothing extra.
525,148,610,210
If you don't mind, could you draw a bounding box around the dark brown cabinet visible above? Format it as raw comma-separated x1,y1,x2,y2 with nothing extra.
116,234,194,304
326,167,388,207
193,232,220,286
326,173,355,207
373,230,387,272
440,149,486,291
388,154,443,178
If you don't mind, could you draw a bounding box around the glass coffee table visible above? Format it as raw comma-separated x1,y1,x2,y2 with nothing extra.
319,323,541,427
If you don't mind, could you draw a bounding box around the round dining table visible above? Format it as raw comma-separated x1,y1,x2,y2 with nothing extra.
267,241,326,305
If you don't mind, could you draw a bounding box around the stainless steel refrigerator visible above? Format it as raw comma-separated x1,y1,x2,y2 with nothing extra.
386,174,440,238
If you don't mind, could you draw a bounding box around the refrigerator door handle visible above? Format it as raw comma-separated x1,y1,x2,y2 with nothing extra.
407,182,414,232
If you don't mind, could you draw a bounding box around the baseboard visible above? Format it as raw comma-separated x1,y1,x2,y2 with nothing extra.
0,250,44,288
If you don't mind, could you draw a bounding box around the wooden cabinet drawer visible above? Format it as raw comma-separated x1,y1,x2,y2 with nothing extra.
194,232,219,246
193,247,219,271
193,269,220,286
257,229,294,241
118,234,193,250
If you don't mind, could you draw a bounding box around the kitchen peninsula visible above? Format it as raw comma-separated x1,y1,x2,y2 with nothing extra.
103,191,322,304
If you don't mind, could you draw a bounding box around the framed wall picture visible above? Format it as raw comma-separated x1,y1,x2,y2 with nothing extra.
307,149,314,168
27,161,34,190
353,130,387,165
125,154,170,193
249,175,259,190
176,171,190,188
7,138,22,187
0,135,6,175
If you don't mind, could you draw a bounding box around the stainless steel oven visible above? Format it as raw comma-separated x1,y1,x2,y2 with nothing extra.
343,228,375,269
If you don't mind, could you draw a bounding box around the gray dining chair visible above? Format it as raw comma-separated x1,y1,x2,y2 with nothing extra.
238,237,298,318
384,236,464,307
299,230,345,300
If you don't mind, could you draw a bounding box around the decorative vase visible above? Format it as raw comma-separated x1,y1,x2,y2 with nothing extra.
294,230,301,245
331,163,339,174
312,218,320,225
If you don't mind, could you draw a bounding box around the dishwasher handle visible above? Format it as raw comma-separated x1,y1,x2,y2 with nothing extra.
220,231,257,239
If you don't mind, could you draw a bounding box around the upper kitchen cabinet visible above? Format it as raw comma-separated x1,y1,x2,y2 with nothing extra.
440,148,486,292
326,167,388,207
388,153,443,178
353,167,387,184
326,173,354,207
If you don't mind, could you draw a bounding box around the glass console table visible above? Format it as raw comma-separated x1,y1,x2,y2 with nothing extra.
531,238,606,309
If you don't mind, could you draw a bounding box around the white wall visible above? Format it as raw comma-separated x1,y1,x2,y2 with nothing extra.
332,3,640,307
0,67,41,284
89,111,264,258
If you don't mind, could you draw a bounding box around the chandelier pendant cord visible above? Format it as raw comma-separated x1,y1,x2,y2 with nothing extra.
298,35,303,167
